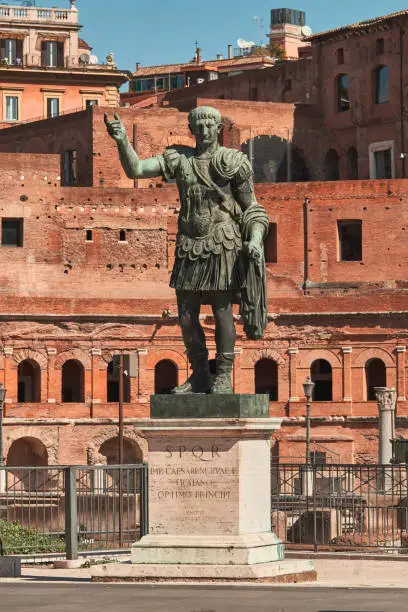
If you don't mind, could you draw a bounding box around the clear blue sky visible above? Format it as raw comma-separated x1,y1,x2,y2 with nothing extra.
49,1,408,71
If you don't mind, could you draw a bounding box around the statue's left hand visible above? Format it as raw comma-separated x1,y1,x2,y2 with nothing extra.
245,239,263,263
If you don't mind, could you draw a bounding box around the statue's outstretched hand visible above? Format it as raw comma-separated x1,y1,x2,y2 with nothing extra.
104,112,128,144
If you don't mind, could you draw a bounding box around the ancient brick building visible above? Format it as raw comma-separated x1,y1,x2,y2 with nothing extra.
0,138,406,469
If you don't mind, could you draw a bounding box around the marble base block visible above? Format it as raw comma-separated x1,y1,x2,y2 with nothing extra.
92,396,316,582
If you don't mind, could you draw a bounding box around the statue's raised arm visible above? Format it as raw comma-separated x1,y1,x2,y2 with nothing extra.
104,112,162,179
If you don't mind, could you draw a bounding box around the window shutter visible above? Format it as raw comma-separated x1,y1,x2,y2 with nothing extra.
41,41,46,66
57,41,64,67
0,40,5,60
16,39,23,63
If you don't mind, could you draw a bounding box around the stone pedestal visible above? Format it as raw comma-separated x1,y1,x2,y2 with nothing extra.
92,395,315,582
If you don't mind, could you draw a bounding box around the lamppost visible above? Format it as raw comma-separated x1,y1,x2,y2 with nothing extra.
303,376,315,467
0,383,7,466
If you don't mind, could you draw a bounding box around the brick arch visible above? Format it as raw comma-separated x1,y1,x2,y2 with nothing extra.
86,426,147,464
11,349,47,370
240,128,289,146
4,427,59,465
145,349,187,371
249,348,286,367
54,349,91,370
298,349,342,369
353,348,395,368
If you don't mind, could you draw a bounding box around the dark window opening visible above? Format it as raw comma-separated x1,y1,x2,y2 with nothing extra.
86,99,99,108
283,78,292,92
346,147,359,180
107,358,131,402
63,150,77,186
265,222,277,263
41,41,64,68
17,359,41,403
255,358,278,401
374,148,392,179
2,218,23,247
86,229,93,241
47,97,60,119
336,48,344,65
0,39,23,65
62,359,84,403
250,87,258,101
365,358,386,401
336,74,350,112
154,360,178,394
119,229,126,242
374,65,389,104
311,359,332,401
376,38,385,55
338,220,362,261
324,149,340,181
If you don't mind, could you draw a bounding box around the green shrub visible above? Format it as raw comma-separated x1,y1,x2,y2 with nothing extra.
0,520,65,555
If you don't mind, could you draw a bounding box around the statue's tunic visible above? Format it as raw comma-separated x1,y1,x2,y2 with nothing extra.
157,146,253,293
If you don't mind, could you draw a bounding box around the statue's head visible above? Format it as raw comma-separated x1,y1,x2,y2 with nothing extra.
188,106,222,145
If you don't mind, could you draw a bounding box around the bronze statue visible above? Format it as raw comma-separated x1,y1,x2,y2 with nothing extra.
105,106,269,394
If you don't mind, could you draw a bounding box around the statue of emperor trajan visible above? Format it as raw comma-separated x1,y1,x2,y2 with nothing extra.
105,106,269,394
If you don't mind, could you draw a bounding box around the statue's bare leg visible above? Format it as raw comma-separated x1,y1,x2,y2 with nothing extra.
171,292,211,394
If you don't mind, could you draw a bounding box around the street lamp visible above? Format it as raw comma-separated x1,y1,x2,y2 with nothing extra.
303,376,315,466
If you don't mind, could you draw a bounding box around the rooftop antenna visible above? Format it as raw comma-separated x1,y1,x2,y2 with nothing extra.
253,15,265,47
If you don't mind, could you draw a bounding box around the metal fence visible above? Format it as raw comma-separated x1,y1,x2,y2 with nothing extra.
0,464,148,558
271,463,408,551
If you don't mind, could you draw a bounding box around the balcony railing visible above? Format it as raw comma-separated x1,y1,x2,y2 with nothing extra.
0,6,77,24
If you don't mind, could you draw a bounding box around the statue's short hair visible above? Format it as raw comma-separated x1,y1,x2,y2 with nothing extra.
188,106,222,128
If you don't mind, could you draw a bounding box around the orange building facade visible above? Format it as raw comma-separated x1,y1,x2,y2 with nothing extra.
0,0,129,128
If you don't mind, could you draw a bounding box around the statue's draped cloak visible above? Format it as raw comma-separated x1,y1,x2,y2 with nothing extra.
157,146,269,339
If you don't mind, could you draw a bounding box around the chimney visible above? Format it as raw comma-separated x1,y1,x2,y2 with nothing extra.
228,44,233,59
196,47,202,63
135,62,141,71
216,53,223,60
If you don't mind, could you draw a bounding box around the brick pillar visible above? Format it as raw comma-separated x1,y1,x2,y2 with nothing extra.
233,347,243,394
90,348,104,415
288,348,299,402
396,346,406,402
341,346,353,401
4,347,16,409
137,349,149,398
46,347,57,404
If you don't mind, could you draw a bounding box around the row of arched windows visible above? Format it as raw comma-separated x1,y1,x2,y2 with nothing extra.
14,356,390,404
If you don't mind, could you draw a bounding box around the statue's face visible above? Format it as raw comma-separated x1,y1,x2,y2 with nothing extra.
190,117,220,145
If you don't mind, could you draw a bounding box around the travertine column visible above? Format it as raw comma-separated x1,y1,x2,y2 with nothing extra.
375,387,397,465
288,348,299,402
137,349,149,397
90,348,103,411
46,347,57,404
4,347,16,409
396,346,406,402
341,347,353,401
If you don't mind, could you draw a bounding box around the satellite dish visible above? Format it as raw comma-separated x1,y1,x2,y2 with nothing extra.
301,25,313,38
79,53,90,65
89,54,99,65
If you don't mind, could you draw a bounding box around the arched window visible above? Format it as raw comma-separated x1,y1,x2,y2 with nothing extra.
62,359,84,403
7,437,48,491
346,147,358,180
325,149,340,181
336,74,350,112
311,359,332,401
255,359,278,400
241,137,309,183
99,437,143,492
107,359,131,403
18,359,41,403
374,66,389,104
154,360,178,394
365,358,386,401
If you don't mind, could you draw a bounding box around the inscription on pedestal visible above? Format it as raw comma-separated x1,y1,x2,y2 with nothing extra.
148,436,239,535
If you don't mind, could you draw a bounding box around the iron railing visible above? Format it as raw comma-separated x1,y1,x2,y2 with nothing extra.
271,463,408,551
0,464,148,558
